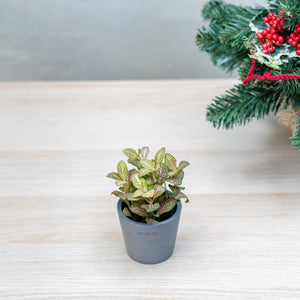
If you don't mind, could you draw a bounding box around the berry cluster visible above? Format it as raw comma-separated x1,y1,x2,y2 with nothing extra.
256,11,285,55
287,23,300,55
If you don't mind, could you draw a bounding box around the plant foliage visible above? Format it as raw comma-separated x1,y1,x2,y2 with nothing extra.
107,147,189,224
196,0,300,150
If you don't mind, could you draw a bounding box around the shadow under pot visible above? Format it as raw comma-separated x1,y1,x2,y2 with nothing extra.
117,199,182,264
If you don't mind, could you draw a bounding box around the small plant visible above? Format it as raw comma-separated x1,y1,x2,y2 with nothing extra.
107,146,189,224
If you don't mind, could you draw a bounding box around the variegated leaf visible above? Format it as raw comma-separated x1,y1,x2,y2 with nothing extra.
128,169,138,180
130,204,148,217
141,202,160,213
168,170,178,177
140,159,156,171
131,173,142,189
141,178,148,192
169,184,185,194
179,160,190,170
111,190,125,200
141,146,149,159
125,192,140,201
115,180,126,187
139,168,151,177
153,185,165,199
117,160,128,181
128,158,142,169
106,172,121,180
155,147,165,168
157,163,169,183
175,192,188,201
122,207,132,218
133,189,143,198
156,199,177,216
165,153,177,171
167,171,184,185
142,189,155,199
123,148,138,159
146,217,159,224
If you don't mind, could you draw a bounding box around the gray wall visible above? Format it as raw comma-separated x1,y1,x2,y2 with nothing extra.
0,0,267,81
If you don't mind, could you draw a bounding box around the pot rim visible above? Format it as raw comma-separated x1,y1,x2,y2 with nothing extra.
117,198,182,227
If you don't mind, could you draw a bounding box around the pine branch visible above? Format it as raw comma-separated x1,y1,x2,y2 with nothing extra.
206,83,286,129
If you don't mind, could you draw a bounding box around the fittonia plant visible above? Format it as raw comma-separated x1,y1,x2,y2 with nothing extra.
107,147,189,224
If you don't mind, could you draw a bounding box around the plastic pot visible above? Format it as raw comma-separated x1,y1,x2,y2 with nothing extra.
117,199,182,264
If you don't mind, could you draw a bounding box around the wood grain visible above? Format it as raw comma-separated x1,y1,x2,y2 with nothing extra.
0,80,300,299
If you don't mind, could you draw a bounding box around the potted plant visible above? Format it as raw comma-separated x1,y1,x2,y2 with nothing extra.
107,146,190,264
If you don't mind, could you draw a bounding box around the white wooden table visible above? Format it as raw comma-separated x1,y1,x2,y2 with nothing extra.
1,80,300,299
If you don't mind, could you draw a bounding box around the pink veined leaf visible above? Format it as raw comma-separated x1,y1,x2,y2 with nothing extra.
125,193,140,201
141,146,149,159
146,217,159,224
157,163,169,183
123,207,132,218
140,159,156,171
168,184,185,194
141,202,160,213
131,173,142,189
123,148,138,159
117,160,128,181
175,192,188,201
155,147,165,168
156,199,177,216
106,172,121,180
130,205,148,217
153,185,165,199
128,158,142,169
139,168,152,177
165,153,177,171
179,160,190,170
111,190,125,200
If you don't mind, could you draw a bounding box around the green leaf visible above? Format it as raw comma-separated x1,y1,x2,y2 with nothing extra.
140,159,156,171
130,205,148,217
115,180,126,187
123,148,138,159
117,160,128,181
131,173,142,189
106,172,121,180
141,146,149,159
157,163,169,183
125,193,140,201
179,161,190,170
146,217,159,224
139,168,152,177
156,199,177,216
127,158,142,169
141,202,160,213
175,192,188,201
165,153,177,171
153,185,165,199
123,207,132,218
142,189,155,199
155,147,165,168
146,177,155,185
141,178,148,192
167,171,184,185
133,190,143,198
111,190,125,200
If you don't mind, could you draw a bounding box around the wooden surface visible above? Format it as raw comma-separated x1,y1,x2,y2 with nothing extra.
0,80,300,299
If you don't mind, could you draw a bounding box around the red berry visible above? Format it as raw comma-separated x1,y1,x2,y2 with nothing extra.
295,36,300,42
262,30,267,36
268,12,274,17
292,41,297,47
262,43,267,49
270,29,276,34
278,36,284,42
266,40,272,47
266,34,272,40
266,27,271,32
269,47,275,53
288,38,293,44
269,21,273,26
290,33,295,39
297,44,300,49
263,49,269,54
272,34,278,40
277,26,282,31
275,40,281,46
256,32,263,39
296,49,300,55
263,16,269,23
278,11,284,16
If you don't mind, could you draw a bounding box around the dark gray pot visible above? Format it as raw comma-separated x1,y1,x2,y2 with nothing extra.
117,199,182,264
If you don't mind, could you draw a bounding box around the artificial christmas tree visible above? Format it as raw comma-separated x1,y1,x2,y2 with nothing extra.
196,0,300,150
